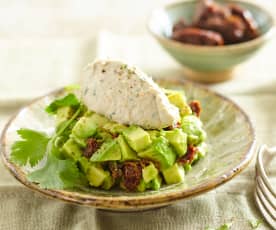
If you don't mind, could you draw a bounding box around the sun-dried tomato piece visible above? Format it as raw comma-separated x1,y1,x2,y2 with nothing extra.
83,138,102,158
178,145,198,165
122,161,142,191
189,100,201,117
108,162,123,180
140,159,151,168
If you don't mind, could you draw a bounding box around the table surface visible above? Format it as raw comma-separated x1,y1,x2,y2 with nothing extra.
0,1,276,229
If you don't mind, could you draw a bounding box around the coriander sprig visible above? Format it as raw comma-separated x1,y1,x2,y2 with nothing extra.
11,95,87,189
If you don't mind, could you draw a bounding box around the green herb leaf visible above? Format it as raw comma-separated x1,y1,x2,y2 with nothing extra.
28,154,87,189
11,129,50,167
249,219,262,229
11,106,87,190
45,93,80,114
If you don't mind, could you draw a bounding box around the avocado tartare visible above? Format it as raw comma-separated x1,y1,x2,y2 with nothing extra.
10,60,207,192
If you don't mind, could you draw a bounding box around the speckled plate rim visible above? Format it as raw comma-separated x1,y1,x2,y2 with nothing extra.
0,79,256,210
147,0,276,54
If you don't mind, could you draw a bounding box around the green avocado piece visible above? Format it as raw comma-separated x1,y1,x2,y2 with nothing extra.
181,115,206,145
101,172,115,190
147,130,160,141
197,143,207,159
165,89,192,116
137,175,162,191
70,134,86,148
56,106,74,124
123,126,151,152
77,157,90,173
90,139,121,162
95,131,113,141
150,175,162,190
163,129,187,157
103,122,128,134
142,163,158,183
89,113,110,127
62,138,83,161
162,163,185,185
117,135,138,161
137,179,147,192
138,136,176,170
184,163,192,172
83,110,94,117
86,164,108,187
72,116,97,139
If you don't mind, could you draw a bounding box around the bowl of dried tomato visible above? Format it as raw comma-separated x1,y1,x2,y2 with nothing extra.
148,0,275,83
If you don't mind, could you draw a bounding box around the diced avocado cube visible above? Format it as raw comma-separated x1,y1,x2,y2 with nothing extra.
193,153,199,162
78,157,90,173
72,116,97,139
138,136,176,170
162,163,185,185
166,90,192,116
163,129,187,157
86,164,108,187
70,134,86,148
123,126,151,152
103,122,128,134
142,163,158,183
95,131,113,141
150,175,162,191
89,113,110,127
187,134,200,145
90,139,121,162
182,115,206,145
137,175,162,191
197,143,207,159
62,138,83,161
101,172,115,190
84,110,94,117
184,164,192,172
56,106,74,124
117,135,138,161
147,130,160,141
137,179,147,192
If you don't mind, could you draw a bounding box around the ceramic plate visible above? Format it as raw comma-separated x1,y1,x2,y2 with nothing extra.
1,80,255,211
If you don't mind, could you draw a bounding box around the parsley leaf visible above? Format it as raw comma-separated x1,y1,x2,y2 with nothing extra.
28,154,87,189
11,106,87,190
45,93,80,114
11,129,50,167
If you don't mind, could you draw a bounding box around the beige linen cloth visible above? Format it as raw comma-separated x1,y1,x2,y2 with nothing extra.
0,31,275,230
